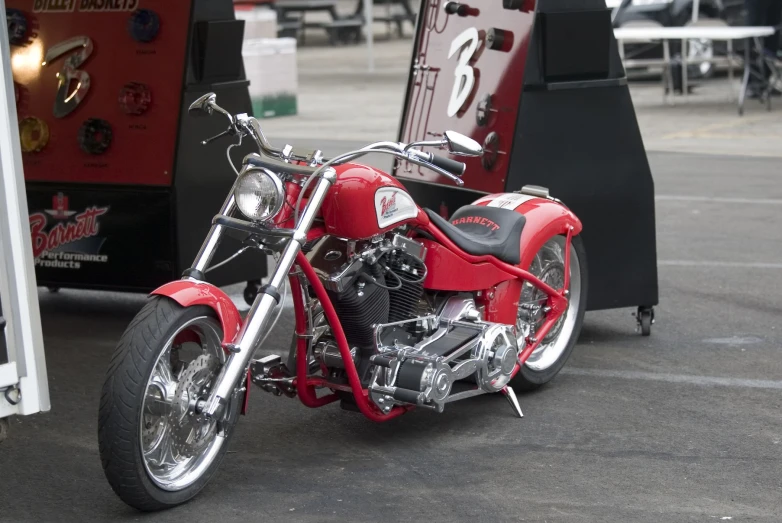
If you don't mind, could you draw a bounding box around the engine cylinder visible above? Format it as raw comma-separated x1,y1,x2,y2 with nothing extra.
327,277,389,348
386,250,426,323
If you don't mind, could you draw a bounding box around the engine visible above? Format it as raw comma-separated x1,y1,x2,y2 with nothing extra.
367,296,520,413
306,232,521,413
306,233,429,378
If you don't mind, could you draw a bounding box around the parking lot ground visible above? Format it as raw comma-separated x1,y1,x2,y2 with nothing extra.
2,149,782,522
3,35,782,522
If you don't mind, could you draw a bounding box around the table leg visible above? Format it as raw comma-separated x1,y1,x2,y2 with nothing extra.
727,39,734,95
363,0,374,71
400,0,416,25
681,38,689,101
766,47,781,108
663,40,673,105
757,36,773,112
738,36,750,116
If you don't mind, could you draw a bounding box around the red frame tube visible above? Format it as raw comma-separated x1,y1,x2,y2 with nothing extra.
272,216,574,421
293,253,409,422
420,222,565,300
419,220,573,365
563,226,573,292
290,273,340,409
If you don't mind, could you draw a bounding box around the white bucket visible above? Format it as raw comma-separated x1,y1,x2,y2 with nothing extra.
242,38,298,118
235,7,278,40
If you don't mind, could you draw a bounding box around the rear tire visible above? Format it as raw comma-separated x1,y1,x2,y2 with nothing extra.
511,235,588,391
98,296,240,511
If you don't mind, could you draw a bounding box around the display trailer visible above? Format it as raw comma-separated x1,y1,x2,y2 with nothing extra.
6,0,268,300
396,0,659,333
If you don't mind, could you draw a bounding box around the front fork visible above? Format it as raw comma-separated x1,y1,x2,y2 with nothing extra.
190,168,337,419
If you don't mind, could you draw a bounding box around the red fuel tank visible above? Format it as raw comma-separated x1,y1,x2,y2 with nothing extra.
320,163,425,239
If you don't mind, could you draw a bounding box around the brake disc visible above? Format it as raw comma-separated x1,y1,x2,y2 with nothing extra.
169,354,219,458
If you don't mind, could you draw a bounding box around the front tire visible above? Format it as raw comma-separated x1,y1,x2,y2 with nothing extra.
511,235,588,391
98,296,240,511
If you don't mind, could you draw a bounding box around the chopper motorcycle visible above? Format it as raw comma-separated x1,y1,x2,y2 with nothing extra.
98,93,588,511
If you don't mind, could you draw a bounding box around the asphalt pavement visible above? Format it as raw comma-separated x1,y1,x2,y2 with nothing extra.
1,149,781,522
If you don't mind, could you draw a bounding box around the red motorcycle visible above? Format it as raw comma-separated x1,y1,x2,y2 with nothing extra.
98,93,588,511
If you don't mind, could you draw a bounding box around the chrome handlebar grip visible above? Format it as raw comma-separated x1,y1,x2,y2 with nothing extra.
405,149,465,186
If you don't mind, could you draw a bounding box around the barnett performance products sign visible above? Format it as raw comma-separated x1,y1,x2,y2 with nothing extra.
26,185,176,291
30,193,110,270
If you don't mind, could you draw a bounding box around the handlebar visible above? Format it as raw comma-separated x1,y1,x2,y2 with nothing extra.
425,153,467,176
190,93,477,186
245,152,319,176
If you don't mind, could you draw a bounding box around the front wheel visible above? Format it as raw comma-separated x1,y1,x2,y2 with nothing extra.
98,296,241,511
511,235,588,391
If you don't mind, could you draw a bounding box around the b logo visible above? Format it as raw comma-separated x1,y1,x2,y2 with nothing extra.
43,36,94,118
447,27,481,117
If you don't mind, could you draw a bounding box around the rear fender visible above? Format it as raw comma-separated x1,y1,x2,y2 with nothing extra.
472,193,582,269
150,280,243,348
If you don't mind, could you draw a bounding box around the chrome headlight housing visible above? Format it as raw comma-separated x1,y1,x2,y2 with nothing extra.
234,167,284,222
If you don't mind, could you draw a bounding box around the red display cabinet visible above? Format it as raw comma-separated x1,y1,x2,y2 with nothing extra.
6,0,267,292
396,0,659,313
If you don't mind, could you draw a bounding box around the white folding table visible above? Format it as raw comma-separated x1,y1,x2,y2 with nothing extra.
614,25,779,115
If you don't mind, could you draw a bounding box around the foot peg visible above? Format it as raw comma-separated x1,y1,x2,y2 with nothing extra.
502,386,523,418
250,355,296,397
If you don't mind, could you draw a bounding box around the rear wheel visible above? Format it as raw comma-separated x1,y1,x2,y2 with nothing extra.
511,235,588,391
98,297,241,511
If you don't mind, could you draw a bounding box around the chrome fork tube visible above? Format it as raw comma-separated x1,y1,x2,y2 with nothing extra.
202,168,336,417
191,189,238,275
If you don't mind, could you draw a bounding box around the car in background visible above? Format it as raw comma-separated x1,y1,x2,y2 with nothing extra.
608,0,747,78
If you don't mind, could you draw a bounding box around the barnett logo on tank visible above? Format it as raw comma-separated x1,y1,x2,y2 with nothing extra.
29,192,110,269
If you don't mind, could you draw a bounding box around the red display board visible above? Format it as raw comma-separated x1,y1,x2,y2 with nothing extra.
397,0,535,194
7,0,192,186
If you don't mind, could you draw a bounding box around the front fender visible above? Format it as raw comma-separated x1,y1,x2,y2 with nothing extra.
151,280,243,346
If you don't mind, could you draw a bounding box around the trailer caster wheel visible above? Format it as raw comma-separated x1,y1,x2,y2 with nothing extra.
634,306,654,336
243,280,262,306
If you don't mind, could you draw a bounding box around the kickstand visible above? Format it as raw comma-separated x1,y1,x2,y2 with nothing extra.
501,386,524,418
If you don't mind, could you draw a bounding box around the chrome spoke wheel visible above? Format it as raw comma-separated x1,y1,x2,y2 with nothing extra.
140,315,228,492
100,297,244,510
518,236,583,372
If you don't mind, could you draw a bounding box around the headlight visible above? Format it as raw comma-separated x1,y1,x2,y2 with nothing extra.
234,167,284,222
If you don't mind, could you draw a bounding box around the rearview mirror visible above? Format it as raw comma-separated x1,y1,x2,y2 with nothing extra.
443,130,483,157
188,92,217,117
188,92,235,124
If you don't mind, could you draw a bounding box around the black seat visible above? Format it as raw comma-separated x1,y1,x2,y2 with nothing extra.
425,205,525,265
